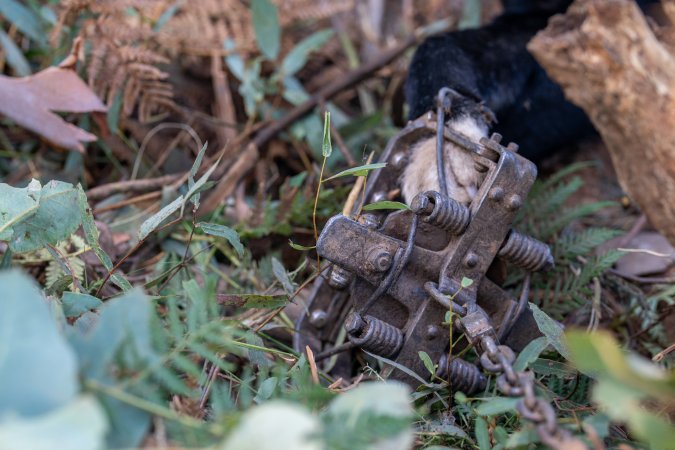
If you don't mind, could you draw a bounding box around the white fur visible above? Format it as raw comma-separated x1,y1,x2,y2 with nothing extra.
401,116,488,205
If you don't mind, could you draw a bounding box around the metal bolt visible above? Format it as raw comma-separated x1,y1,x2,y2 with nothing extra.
328,265,352,290
506,194,522,211
360,213,380,229
309,310,328,328
426,324,440,340
345,312,365,335
464,252,479,268
368,247,393,272
489,187,504,202
410,192,434,215
490,132,503,143
507,142,519,153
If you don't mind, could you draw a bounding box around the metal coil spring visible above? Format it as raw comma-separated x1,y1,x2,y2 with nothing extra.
346,313,404,358
436,354,487,395
411,191,471,235
498,230,554,272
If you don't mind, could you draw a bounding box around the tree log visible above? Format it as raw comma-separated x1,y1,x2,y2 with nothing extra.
528,0,675,244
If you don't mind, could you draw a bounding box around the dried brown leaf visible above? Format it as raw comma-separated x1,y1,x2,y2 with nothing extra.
0,66,107,152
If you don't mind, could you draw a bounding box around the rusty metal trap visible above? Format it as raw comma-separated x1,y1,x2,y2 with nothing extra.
292,89,581,446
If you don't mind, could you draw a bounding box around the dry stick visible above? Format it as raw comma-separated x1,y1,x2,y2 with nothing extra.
93,191,161,214
86,174,181,201
330,120,356,167
200,25,446,214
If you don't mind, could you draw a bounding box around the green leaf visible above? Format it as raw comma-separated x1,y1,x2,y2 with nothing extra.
0,29,31,76
68,289,155,448
322,111,332,158
220,401,321,450
323,162,387,181
251,0,280,60
289,240,315,251
197,222,244,257
0,395,108,450
106,91,123,134
61,292,102,318
326,382,414,450
460,277,474,288
530,303,570,360
362,201,410,212
0,270,78,417
138,196,183,241
475,397,519,417
76,186,131,291
418,351,436,377
217,294,287,309
0,180,81,254
0,179,40,240
565,330,675,398
513,336,548,372
184,143,218,213
593,378,675,449
254,377,279,403
271,257,294,295
0,0,46,45
281,29,334,76
475,416,490,450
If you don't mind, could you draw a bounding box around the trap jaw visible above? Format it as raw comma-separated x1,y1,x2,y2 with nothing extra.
295,109,553,390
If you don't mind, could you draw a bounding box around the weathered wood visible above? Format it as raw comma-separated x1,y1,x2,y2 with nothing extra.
528,0,675,244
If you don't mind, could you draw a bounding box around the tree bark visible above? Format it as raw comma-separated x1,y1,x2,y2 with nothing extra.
528,0,675,244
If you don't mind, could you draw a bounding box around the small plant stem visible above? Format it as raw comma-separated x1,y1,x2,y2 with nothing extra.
312,155,328,270
46,244,86,293
85,378,222,435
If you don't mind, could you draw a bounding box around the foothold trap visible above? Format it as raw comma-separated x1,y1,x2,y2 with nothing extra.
294,89,554,394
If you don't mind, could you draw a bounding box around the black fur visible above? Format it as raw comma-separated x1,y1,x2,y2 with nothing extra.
405,0,656,162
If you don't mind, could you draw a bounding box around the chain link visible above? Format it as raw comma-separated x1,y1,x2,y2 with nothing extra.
452,304,588,449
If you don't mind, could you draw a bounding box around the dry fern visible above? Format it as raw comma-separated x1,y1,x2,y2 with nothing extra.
53,0,174,123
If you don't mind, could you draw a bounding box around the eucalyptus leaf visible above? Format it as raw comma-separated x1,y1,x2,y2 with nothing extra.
474,397,519,417
530,303,570,360
0,180,81,254
138,196,184,241
68,288,155,448
0,270,78,417
61,292,102,318
281,29,334,76
0,0,46,45
220,401,321,450
0,396,108,450
197,222,244,257
513,336,548,371
0,29,31,76
251,0,280,60
76,186,131,291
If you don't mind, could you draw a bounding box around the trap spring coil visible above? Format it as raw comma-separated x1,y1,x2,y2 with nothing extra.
345,313,404,359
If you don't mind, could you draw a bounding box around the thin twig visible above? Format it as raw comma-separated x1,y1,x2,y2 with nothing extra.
86,174,181,201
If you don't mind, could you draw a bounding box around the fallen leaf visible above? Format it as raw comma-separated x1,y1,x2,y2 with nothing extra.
614,232,675,276
0,65,106,152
